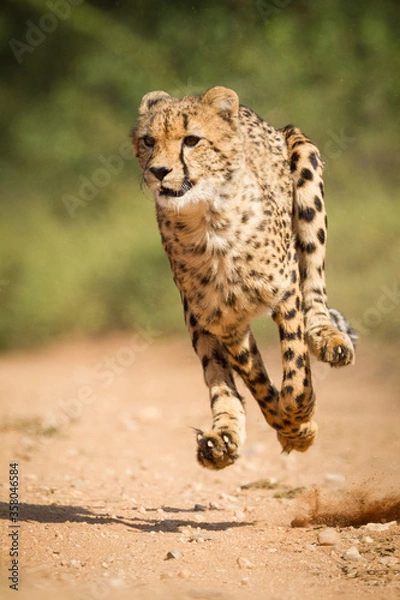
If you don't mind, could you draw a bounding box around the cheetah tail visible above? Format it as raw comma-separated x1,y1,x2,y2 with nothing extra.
328,308,358,349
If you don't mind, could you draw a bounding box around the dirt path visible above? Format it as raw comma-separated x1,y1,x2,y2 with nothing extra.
0,334,399,599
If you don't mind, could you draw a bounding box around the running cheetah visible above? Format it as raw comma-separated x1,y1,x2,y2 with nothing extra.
132,86,356,470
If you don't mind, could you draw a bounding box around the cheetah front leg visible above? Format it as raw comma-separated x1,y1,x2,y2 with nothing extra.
185,309,246,470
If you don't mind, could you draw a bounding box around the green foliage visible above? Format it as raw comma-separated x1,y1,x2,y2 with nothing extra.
0,0,399,349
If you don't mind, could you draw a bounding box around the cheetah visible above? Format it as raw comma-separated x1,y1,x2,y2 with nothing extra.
132,86,356,470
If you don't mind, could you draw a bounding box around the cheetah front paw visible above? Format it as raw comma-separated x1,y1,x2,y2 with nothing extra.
307,328,355,368
196,429,240,470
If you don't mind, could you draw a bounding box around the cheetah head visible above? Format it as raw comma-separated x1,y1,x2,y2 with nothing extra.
132,86,243,211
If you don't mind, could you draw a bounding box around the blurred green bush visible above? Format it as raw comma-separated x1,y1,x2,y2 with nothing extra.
0,0,399,350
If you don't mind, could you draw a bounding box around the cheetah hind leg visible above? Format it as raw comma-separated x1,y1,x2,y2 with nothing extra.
306,308,357,368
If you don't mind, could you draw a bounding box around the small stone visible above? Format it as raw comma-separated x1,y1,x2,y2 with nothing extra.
237,557,254,569
189,482,202,493
317,528,341,546
178,569,191,579
342,546,367,562
194,504,208,512
240,577,250,585
305,544,316,552
364,521,396,532
209,501,220,510
291,516,311,528
70,559,81,568
188,531,213,543
379,556,398,567
343,565,359,578
219,492,238,503
194,514,204,523
324,473,345,483
233,509,246,520
363,536,374,544
165,550,181,560
137,505,146,515
267,548,278,553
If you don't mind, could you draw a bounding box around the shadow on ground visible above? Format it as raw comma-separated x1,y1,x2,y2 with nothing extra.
0,502,253,533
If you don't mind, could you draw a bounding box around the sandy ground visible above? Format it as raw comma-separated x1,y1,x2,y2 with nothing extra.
0,333,399,600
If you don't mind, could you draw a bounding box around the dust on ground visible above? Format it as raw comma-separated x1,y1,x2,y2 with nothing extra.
0,334,399,599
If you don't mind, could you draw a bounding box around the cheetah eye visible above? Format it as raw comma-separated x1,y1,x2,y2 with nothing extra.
183,135,201,147
142,135,155,148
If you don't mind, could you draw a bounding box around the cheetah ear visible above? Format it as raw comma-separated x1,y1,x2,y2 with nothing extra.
138,90,171,115
202,86,239,120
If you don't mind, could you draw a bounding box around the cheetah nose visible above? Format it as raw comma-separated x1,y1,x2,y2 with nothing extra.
149,166,171,181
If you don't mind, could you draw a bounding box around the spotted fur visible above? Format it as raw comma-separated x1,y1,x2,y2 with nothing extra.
132,86,356,469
